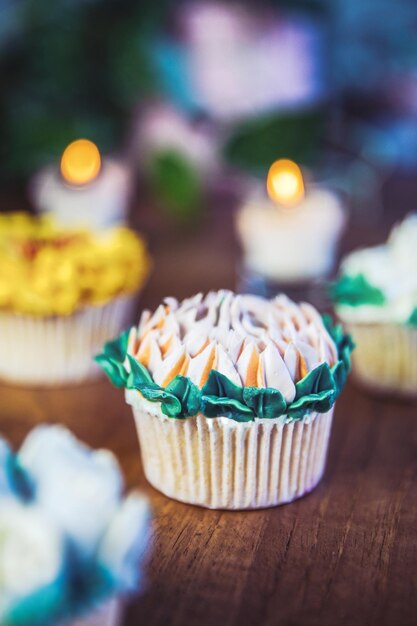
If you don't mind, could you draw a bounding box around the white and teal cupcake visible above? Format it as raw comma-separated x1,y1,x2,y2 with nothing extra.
0,426,149,626
97,290,353,510
332,213,417,396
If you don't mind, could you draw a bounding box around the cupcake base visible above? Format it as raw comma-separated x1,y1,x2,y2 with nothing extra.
345,322,417,397
0,295,135,386
130,398,334,510
68,597,122,626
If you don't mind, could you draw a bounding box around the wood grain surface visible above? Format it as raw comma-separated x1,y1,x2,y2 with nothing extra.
1,178,416,626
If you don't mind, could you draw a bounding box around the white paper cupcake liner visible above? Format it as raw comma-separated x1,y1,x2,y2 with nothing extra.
0,295,135,386
345,322,417,396
68,597,123,626
130,398,334,510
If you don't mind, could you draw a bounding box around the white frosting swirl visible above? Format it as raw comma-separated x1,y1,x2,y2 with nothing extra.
128,290,337,400
337,213,417,324
18,426,123,555
0,500,63,602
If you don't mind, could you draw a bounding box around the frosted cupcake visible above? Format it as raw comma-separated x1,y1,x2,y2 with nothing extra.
0,425,149,626
0,213,150,386
332,213,417,396
97,290,353,510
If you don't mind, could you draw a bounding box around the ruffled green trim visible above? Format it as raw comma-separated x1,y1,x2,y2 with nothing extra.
201,370,256,422
288,363,336,418
127,356,200,419
322,313,355,399
330,273,386,307
94,330,130,388
96,317,354,422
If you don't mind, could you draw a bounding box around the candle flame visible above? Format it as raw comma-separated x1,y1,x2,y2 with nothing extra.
60,139,101,186
266,159,305,207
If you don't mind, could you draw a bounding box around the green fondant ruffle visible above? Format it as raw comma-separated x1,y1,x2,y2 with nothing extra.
201,370,256,422
95,317,354,422
127,355,200,418
288,363,336,416
330,273,386,307
94,330,130,388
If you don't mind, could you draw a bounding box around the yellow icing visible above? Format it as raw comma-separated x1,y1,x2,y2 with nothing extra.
0,213,151,316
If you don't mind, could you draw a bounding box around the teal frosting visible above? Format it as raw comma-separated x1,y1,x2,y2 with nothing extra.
407,308,417,327
0,443,33,501
4,579,67,626
201,370,256,422
4,559,115,626
127,356,200,419
330,273,386,307
94,330,130,388
95,317,354,422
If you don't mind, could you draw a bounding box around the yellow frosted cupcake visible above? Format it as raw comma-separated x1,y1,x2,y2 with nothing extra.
97,290,353,509
332,213,417,396
0,213,150,385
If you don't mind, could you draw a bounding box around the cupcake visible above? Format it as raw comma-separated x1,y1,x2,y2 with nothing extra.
332,213,417,396
97,290,353,510
0,425,149,626
0,213,150,386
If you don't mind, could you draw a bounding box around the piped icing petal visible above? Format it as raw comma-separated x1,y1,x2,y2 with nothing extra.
215,345,242,386
294,340,321,374
136,331,159,369
236,342,260,387
299,302,338,364
262,343,296,402
184,329,209,357
137,310,151,335
139,304,166,338
185,342,217,388
218,291,233,328
225,330,245,363
152,347,186,387
127,327,139,357
160,334,182,358
163,296,179,311
283,342,298,381
176,292,203,315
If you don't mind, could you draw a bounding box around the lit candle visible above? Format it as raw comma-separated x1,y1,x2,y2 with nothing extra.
60,139,102,186
30,139,132,230
236,159,346,284
266,159,305,208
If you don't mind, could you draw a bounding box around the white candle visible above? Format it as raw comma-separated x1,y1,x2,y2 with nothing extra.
31,139,132,230
236,159,346,283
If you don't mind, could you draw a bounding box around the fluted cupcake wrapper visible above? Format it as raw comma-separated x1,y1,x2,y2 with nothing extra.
68,597,123,626
345,322,417,396
0,295,135,386
131,403,334,510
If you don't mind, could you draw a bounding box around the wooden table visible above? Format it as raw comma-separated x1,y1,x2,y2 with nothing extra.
1,177,416,626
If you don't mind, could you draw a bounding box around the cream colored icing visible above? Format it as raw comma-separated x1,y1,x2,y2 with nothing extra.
337,213,417,324
236,186,345,281
127,290,338,400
